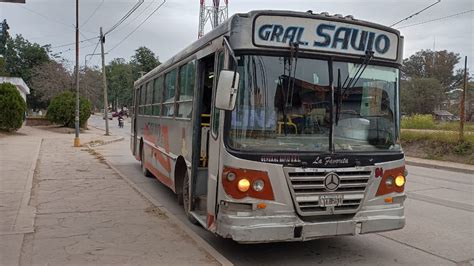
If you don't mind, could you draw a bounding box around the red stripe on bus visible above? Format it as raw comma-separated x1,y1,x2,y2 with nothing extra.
144,161,174,188
207,214,215,229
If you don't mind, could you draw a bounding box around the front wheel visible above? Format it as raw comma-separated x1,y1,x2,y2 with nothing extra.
182,171,199,224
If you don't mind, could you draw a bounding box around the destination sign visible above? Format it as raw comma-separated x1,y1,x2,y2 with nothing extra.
254,15,399,60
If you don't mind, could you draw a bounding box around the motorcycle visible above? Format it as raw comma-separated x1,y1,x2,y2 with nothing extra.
118,116,124,128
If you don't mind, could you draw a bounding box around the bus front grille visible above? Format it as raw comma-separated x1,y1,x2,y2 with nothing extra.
285,169,371,216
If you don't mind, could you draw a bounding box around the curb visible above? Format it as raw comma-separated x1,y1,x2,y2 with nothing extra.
84,137,125,148
405,159,474,175
99,153,233,266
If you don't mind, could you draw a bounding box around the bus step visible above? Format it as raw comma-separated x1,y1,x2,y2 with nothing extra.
190,210,207,228
194,195,207,211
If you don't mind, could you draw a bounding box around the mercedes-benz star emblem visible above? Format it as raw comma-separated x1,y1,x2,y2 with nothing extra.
324,172,340,191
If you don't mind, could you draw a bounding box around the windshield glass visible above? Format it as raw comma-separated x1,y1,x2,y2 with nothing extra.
334,62,400,152
227,55,400,153
228,55,331,152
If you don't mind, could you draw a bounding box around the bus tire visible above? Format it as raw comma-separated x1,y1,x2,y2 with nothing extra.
183,171,199,225
140,143,152,178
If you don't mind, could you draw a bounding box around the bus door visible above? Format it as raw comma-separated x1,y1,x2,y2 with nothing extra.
190,53,215,225
206,51,225,231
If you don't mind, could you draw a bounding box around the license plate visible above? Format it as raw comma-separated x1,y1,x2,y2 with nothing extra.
319,195,344,207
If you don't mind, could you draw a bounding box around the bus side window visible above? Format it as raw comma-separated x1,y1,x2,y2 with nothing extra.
211,52,225,137
146,82,153,115
164,69,177,117
139,85,145,115
153,76,163,116
177,61,195,119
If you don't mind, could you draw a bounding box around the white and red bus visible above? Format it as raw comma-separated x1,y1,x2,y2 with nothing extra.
131,10,407,243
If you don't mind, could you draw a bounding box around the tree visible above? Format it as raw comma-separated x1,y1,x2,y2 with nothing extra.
0,19,9,56
401,78,444,115
80,66,102,111
30,60,72,103
402,50,461,89
0,82,27,132
46,91,91,128
106,58,134,110
3,35,51,109
130,46,160,80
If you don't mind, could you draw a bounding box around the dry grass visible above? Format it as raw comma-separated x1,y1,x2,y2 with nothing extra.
401,130,474,164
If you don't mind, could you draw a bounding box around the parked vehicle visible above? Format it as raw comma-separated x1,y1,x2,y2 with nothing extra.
131,10,407,243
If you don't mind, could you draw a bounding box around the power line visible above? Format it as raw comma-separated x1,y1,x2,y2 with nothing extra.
397,10,473,29
19,5,96,34
86,39,102,63
390,0,441,27
107,0,166,53
54,42,98,55
20,5,74,29
104,0,144,35
81,0,105,28
115,0,158,34
51,36,99,49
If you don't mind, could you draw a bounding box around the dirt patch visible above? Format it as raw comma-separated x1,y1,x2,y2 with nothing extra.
145,206,168,219
83,148,107,164
0,130,26,139
34,125,87,134
402,141,474,165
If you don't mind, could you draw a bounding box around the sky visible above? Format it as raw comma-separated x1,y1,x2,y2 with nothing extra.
1,0,473,70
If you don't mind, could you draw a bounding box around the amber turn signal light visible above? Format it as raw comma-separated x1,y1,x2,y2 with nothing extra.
237,178,250,192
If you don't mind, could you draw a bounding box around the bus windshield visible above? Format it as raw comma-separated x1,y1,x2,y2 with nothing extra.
227,55,400,153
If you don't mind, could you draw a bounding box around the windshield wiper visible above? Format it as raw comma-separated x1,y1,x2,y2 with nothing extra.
335,51,374,125
282,42,300,135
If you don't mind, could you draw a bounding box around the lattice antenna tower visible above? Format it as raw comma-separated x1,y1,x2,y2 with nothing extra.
198,0,228,38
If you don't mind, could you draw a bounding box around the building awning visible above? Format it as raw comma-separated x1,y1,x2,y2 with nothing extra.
0,77,30,95
433,110,453,116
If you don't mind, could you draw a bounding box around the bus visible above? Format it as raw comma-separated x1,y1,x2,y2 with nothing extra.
131,10,407,243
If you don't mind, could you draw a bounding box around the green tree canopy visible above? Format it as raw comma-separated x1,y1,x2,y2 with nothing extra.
402,50,461,89
46,91,91,128
0,82,27,132
130,46,160,80
106,58,134,110
4,34,51,109
401,78,444,115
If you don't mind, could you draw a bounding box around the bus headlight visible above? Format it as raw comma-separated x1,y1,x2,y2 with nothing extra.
237,178,250,192
253,179,265,192
226,172,236,182
385,176,394,186
395,175,405,187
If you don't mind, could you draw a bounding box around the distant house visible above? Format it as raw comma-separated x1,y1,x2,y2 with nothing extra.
433,110,453,121
0,77,30,102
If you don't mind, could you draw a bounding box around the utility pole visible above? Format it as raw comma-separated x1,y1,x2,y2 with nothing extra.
459,56,467,141
100,27,110,135
74,0,80,147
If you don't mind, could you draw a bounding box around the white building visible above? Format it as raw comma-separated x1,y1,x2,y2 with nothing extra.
0,76,30,102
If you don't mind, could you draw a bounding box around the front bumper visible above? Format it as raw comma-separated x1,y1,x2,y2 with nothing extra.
217,206,405,243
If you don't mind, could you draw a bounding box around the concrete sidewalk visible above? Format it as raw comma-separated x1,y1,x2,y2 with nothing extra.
405,156,474,174
0,126,219,265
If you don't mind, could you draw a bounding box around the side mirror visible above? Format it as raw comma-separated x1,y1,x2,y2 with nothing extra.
215,70,239,110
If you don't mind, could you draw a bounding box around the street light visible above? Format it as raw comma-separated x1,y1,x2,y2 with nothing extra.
84,52,107,69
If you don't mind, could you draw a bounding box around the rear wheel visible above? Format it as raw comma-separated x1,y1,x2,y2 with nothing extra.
140,145,152,178
182,171,198,224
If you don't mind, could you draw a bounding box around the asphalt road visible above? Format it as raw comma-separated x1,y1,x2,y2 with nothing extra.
89,116,474,265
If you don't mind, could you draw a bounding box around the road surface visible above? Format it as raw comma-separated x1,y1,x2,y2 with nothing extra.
89,116,474,265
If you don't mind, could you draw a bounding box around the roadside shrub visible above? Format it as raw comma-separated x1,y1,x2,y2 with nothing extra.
46,91,91,128
453,141,472,155
401,114,435,129
0,82,27,132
